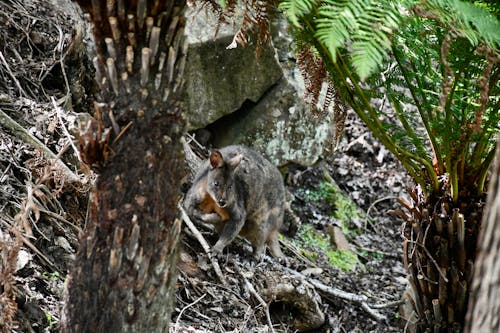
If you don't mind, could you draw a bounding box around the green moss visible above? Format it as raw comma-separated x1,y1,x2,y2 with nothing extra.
295,224,361,271
292,177,368,271
44,311,57,330
325,249,360,271
295,187,322,203
318,181,363,224
42,271,61,281
298,179,365,232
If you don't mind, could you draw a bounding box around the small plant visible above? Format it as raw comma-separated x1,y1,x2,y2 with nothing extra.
318,180,363,226
44,311,57,331
358,249,385,261
326,249,360,271
42,271,62,281
296,187,323,203
298,178,365,232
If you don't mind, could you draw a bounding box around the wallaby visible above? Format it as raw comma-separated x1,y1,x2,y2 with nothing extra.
183,145,285,258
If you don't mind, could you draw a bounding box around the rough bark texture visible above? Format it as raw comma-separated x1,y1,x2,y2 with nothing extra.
399,183,485,332
62,0,187,332
465,139,500,333
399,142,500,333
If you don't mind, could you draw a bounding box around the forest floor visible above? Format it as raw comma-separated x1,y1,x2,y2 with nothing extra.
1,1,411,332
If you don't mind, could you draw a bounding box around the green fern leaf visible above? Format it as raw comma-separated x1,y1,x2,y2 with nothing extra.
279,0,318,27
423,0,500,48
349,3,401,79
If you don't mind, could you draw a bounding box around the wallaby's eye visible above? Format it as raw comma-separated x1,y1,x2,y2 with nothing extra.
213,181,219,188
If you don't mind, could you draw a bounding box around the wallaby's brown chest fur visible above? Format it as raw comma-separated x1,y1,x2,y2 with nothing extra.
199,193,230,222
183,145,285,258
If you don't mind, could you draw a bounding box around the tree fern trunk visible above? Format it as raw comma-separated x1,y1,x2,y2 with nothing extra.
465,139,499,333
61,1,187,331
400,184,485,332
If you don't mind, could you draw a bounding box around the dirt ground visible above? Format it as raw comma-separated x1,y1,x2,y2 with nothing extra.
0,1,411,332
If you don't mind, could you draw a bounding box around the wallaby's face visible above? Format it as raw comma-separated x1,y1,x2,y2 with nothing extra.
206,150,242,208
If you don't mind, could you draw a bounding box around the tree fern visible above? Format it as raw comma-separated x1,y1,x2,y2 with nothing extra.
418,0,500,48
280,0,499,80
277,2,499,331
198,1,499,331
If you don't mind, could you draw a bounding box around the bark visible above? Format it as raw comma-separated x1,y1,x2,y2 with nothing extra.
465,140,500,333
61,1,187,332
399,178,485,331
258,270,325,331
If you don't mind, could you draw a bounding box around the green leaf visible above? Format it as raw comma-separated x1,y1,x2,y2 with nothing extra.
279,0,318,27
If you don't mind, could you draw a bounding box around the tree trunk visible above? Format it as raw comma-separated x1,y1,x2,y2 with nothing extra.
62,1,187,332
399,182,485,331
465,139,499,333
399,140,500,332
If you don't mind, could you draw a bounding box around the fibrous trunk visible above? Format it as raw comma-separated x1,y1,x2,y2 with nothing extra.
62,0,187,331
398,183,485,332
465,139,499,333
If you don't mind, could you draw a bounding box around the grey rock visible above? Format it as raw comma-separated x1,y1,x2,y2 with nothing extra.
209,79,335,166
184,5,283,129
184,6,336,166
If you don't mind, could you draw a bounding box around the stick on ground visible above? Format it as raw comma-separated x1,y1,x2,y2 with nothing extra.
179,205,227,285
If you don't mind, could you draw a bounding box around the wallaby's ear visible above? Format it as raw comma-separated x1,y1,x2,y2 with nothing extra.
209,150,224,169
227,153,243,169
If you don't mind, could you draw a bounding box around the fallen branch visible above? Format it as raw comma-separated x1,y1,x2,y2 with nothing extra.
179,205,227,285
0,51,26,97
240,272,275,333
371,299,404,309
39,208,82,235
0,108,79,183
52,97,82,165
365,195,398,231
258,268,326,331
307,277,368,303
270,258,388,322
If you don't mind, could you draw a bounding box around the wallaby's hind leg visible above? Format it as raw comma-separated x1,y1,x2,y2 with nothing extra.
267,230,283,258
252,233,267,259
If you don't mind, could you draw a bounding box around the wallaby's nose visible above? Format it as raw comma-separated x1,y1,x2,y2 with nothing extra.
218,199,227,207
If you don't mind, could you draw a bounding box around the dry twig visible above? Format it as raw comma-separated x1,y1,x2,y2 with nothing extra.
239,271,276,333
52,97,83,165
0,108,78,182
179,205,227,285
173,293,207,333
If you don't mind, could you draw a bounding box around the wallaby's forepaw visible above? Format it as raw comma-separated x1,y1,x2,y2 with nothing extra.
200,212,222,224
251,253,265,263
211,242,226,258
275,255,290,267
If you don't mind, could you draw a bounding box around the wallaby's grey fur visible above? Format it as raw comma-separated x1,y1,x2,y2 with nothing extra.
183,145,285,258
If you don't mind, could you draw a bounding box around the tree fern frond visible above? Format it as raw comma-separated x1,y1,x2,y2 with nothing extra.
279,0,318,27
314,0,368,68
349,3,401,79
416,0,500,49
350,40,384,79
281,0,498,79
314,0,403,79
